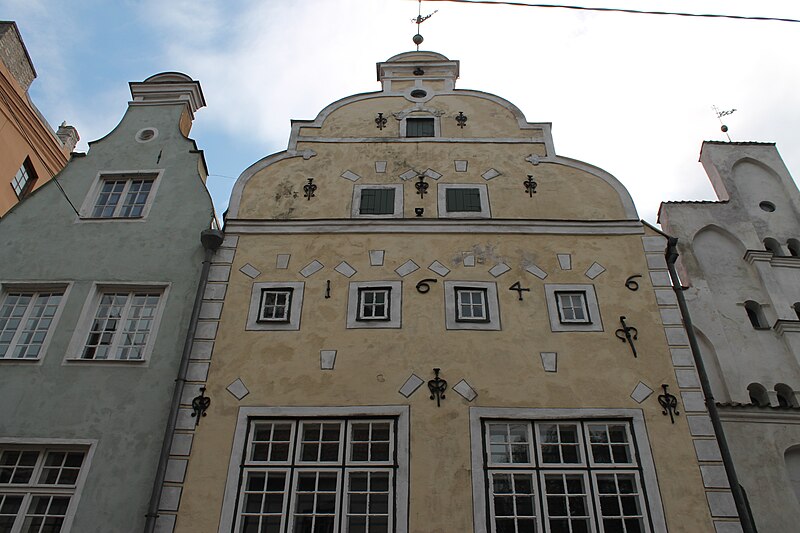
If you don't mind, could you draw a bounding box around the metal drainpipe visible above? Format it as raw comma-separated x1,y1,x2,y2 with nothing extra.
665,237,756,533
144,228,224,532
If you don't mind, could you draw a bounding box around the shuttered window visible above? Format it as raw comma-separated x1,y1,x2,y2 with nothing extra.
359,188,395,215
406,118,435,138
446,188,482,212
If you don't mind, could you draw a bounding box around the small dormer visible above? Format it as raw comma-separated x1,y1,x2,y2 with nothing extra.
376,51,460,93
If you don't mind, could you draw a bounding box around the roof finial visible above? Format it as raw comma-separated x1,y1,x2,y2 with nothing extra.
712,105,737,142
412,0,437,50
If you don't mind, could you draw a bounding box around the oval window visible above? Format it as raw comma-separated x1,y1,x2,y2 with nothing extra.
759,201,776,212
410,89,427,99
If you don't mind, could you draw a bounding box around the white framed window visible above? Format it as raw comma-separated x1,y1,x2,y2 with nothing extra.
358,288,391,321
259,289,293,322
351,185,403,219
398,112,441,139
10,158,38,199
347,281,402,329
78,170,162,220
437,184,490,219
224,408,408,533
0,442,93,533
555,292,591,324
444,281,500,331
0,284,69,361
65,284,168,362
456,288,489,322
247,282,305,331
544,285,603,332
470,408,667,533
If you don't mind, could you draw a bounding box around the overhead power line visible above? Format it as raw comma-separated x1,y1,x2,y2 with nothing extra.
425,0,800,24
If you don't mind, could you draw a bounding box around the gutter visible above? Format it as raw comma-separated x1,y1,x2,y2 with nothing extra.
665,237,757,533
144,228,224,532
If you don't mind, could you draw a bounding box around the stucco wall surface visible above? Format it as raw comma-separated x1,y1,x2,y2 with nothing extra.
0,102,213,531
175,230,714,532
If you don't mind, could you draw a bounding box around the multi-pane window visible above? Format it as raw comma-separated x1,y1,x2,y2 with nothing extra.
0,290,63,360
10,159,37,199
445,188,482,212
90,177,155,218
236,418,396,533
556,292,590,324
259,289,293,322
483,420,649,533
358,289,390,321
359,189,395,216
456,288,488,322
81,290,162,360
0,447,87,533
405,117,434,138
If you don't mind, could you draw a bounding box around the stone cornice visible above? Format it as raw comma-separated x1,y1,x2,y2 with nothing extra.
775,319,800,335
771,256,800,268
743,249,773,264
224,218,644,235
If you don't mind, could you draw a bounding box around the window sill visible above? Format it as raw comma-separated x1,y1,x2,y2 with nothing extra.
64,357,147,364
0,357,42,364
78,216,145,221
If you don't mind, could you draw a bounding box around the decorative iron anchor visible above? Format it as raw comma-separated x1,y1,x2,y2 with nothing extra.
615,316,639,358
658,384,680,423
191,387,211,426
415,175,429,198
303,178,317,200
524,175,537,197
375,112,387,130
456,111,468,128
428,368,447,407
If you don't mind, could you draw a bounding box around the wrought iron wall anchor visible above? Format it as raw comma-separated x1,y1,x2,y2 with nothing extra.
325,280,331,299
658,384,680,423
303,178,317,200
625,274,642,291
615,316,639,358
414,207,424,217
375,113,387,130
428,368,447,407
415,175,429,198
524,175,537,197
191,387,211,426
456,111,468,128
509,281,531,301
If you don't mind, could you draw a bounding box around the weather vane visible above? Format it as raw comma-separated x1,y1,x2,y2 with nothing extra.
411,0,437,50
712,105,737,142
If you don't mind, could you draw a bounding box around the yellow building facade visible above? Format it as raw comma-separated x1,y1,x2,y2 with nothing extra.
165,52,739,533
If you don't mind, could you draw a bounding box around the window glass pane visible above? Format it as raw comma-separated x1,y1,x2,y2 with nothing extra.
543,473,592,533
82,291,161,360
489,472,537,532
299,423,342,463
346,471,391,532
360,189,395,215
596,473,645,532
487,423,531,464
252,423,293,462
92,180,126,218
0,450,39,484
359,290,390,320
538,423,582,465
557,292,589,323
456,289,487,321
587,424,633,465
350,422,392,463
240,470,287,531
261,290,292,321
292,471,339,532
119,179,154,217
406,118,434,137
446,188,482,212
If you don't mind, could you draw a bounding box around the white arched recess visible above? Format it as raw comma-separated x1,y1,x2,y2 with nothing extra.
226,88,638,220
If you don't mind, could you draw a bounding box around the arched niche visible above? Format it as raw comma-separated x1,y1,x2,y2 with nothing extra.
788,239,800,258
692,225,756,286
693,326,730,402
764,237,785,256
748,383,770,406
776,383,797,408
785,445,800,504
731,158,791,213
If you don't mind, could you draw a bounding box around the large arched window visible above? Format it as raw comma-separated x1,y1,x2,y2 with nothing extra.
744,300,770,330
776,384,797,408
748,383,770,406
785,446,800,504
789,239,800,258
764,237,784,256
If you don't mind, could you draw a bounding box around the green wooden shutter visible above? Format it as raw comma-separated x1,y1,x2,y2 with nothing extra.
360,188,395,214
446,188,482,212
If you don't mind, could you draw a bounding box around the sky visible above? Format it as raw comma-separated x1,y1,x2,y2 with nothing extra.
7,0,800,223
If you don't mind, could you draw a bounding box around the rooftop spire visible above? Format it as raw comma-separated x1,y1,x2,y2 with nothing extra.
411,0,437,50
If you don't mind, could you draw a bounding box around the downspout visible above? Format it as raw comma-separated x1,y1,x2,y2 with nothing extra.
144,228,224,532
665,237,757,533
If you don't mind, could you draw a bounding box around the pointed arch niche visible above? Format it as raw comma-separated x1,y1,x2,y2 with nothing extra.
693,327,730,402
785,445,800,505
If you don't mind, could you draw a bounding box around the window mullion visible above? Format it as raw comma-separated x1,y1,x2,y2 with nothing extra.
113,180,133,217
108,292,133,360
